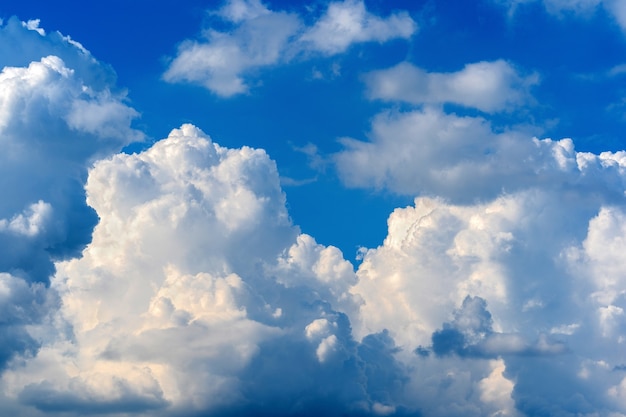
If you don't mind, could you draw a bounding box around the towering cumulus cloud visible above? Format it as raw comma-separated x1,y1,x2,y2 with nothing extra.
1,124,410,417
0,16,140,378
5,3,626,417
332,60,626,415
8,121,626,416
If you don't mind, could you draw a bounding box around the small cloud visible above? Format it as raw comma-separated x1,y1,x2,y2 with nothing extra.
608,63,626,77
21,19,45,36
279,176,318,186
364,60,538,113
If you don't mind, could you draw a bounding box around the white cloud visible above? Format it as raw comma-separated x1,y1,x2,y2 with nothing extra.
347,186,626,415
0,54,141,282
1,125,409,416
299,0,417,55
334,107,626,202
4,7,626,417
364,60,538,113
21,19,45,36
163,8,301,96
3,117,626,416
164,0,417,96
0,17,141,384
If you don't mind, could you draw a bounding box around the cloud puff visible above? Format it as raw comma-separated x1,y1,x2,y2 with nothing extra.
298,0,416,56
334,107,626,202
0,20,142,283
0,16,141,383
1,125,412,417
163,0,416,96
163,1,301,96
364,60,538,113
347,186,626,415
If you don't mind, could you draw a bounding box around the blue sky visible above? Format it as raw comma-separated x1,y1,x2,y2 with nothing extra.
2,1,626,416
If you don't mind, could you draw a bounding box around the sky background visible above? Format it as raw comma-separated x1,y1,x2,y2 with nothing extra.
2,0,626,416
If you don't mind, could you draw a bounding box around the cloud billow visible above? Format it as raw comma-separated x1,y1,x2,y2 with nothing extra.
2,125,414,417
0,17,142,376
4,4,626,417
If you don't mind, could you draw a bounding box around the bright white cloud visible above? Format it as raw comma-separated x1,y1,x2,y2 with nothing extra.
0,17,141,383
164,0,417,96
334,107,626,202
348,186,626,415
163,6,301,96
2,125,411,416
0,54,140,282
5,120,625,417
364,60,538,113
299,0,416,55
4,6,626,417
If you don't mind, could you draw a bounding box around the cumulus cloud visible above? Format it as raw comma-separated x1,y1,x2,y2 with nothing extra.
364,60,538,113
348,185,626,415
163,0,416,96
3,107,626,417
0,20,142,282
6,119,626,417
1,125,412,417
4,6,626,417
334,107,626,202
0,16,141,381
163,1,301,96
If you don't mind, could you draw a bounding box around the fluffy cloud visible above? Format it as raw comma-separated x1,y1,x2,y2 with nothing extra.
3,107,626,417
0,16,141,384
298,0,416,56
0,19,141,282
329,91,626,414
364,60,538,113
163,0,416,96
349,188,626,415
1,125,411,417
7,120,626,417
334,107,626,202
163,0,301,96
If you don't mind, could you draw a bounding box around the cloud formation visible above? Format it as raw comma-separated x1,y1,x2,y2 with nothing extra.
163,0,416,96
2,125,410,417
0,16,141,382
5,118,626,416
334,107,626,202
364,60,538,113
4,4,626,417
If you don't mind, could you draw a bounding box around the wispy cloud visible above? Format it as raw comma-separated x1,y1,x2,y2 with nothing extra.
163,0,417,96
